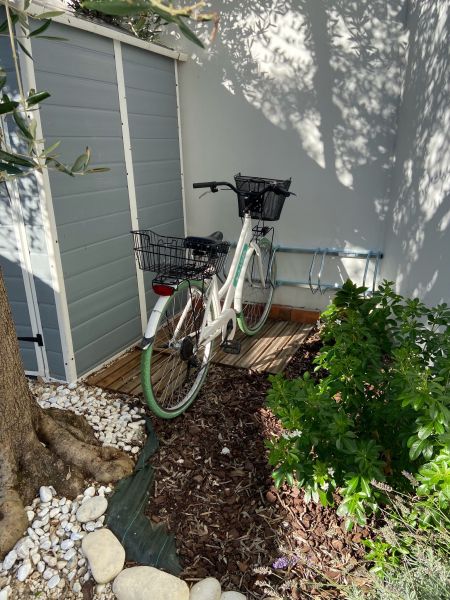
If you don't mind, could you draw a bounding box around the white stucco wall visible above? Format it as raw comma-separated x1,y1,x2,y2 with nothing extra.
381,0,450,307
174,0,408,309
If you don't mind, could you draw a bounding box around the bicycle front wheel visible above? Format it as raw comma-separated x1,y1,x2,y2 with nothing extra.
237,237,276,335
141,280,212,419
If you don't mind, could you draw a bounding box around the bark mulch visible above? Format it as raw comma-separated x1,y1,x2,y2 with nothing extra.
145,331,370,599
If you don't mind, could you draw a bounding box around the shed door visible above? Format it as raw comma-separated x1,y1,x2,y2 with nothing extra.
0,182,48,377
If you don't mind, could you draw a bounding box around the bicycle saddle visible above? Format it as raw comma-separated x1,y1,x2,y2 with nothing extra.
185,231,223,247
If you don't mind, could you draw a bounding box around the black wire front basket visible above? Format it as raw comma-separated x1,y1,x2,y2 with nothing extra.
235,174,291,221
132,230,230,284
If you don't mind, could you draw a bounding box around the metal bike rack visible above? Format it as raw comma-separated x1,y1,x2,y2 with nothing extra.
275,246,384,294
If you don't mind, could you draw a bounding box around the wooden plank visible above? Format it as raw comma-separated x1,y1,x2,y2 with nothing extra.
86,320,313,397
264,323,310,374
269,324,311,373
238,321,291,370
86,348,139,386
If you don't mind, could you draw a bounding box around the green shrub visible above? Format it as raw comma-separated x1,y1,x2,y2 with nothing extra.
267,280,450,527
344,494,450,599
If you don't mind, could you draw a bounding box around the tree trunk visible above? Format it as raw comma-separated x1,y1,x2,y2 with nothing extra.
0,267,134,558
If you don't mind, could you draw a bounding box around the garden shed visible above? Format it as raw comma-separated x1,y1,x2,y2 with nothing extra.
0,10,187,382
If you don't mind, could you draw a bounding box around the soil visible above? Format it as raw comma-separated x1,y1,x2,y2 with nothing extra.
145,331,370,599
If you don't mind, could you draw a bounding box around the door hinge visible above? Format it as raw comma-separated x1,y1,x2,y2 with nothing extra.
17,333,44,347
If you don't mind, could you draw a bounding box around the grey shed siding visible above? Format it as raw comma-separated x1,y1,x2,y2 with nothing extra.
0,24,64,378
31,24,141,376
122,45,184,316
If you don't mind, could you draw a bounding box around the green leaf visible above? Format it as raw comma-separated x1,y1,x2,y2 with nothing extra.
42,140,61,155
35,10,65,19
0,161,24,175
31,35,68,41
29,19,52,37
175,17,204,48
13,110,34,140
417,422,434,440
0,97,19,115
409,438,427,461
71,148,91,173
0,149,35,167
17,40,33,61
82,0,149,16
85,167,110,173
0,14,18,34
27,90,51,107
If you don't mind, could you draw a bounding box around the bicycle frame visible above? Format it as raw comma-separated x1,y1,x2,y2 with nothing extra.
142,213,268,350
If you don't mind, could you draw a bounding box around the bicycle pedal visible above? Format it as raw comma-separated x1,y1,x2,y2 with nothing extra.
221,340,241,355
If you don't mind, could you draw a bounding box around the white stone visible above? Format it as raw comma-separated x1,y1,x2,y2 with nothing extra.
220,594,247,600
43,567,55,580
40,539,51,551
190,577,222,600
63,548,77,562
14,536,34,559
39,487,53,503
16,561,32,582
37,561,45,573
61,539,74,551
72,581,81,593
26,510,35,522
81,528,125,584
68,383,77,389
70,532,84,542
2,550,17,571
113,567,189,600
76,496,107,523
84,486,96,497
49,508,60,519
84,521,96,532
0,585,11,600
31,553,40,566
44,555,57,567
48,574,61,589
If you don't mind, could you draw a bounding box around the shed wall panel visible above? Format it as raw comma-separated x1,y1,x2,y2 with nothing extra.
122,45,184,317
0,24,64,379
31,24,142,376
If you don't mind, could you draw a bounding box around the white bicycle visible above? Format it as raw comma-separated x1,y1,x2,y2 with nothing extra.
132,174,292,418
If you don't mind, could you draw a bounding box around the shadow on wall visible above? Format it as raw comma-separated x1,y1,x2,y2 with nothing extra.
383,0,450,305
176,0,408,305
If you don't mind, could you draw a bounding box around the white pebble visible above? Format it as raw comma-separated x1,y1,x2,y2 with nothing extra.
64,548,77,561
221,447,231,455
16,561,32,582
2,550,17,571
84,486,96,497
72,581,81,593
39,486,53,503
48,574,61,589
61,539,74,551
43,567,55,580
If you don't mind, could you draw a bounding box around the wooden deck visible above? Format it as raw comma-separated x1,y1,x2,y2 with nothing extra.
85,320,312,396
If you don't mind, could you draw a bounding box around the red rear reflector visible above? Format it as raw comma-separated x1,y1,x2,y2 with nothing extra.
152,283,175,296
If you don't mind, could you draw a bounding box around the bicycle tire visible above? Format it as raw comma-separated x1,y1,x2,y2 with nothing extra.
237,237,276,335
141,280,212,419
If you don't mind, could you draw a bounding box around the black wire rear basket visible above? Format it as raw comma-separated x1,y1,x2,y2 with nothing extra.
235,174,291,221
132,230,230,284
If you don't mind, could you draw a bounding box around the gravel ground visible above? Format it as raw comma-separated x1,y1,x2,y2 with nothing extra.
0,381,146,600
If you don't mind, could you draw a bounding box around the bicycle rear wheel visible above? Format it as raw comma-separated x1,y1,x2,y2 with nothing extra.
141,280,212,419
237,237,276,335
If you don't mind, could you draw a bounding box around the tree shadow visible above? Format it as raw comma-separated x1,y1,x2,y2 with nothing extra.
383,1,450,305
176,0,408,302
